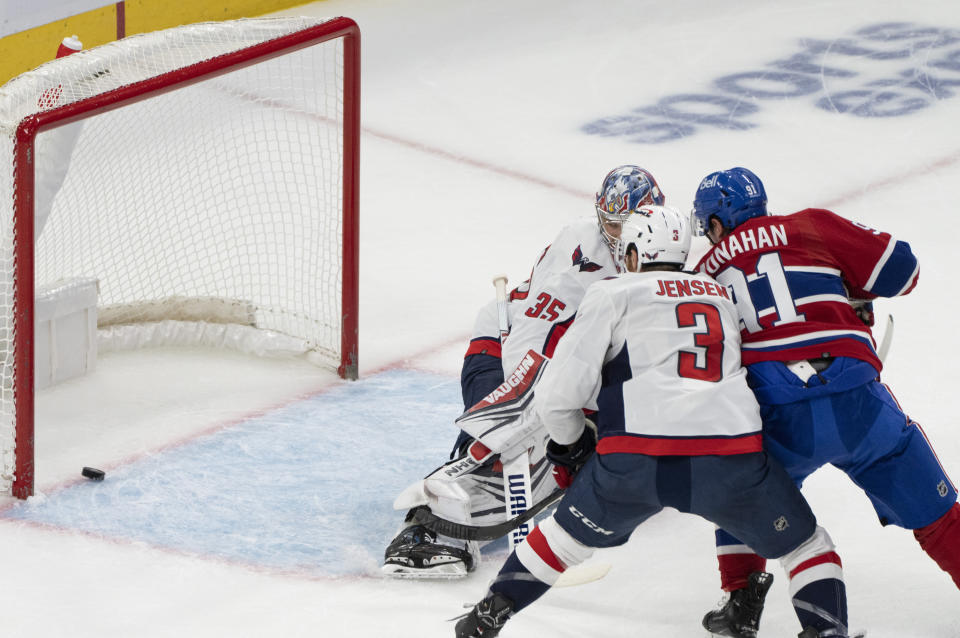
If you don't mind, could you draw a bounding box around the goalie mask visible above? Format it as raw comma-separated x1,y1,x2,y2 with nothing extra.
620,205,691,268
595,165,665,251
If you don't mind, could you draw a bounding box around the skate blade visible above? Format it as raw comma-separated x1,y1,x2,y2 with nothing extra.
381,563,468,580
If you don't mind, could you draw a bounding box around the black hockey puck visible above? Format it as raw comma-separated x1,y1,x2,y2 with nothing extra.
81,466,105,481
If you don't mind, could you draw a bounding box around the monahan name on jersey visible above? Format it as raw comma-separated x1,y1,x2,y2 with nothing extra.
694,208,919,372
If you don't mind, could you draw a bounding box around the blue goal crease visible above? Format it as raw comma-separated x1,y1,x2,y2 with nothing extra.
3,369,463,578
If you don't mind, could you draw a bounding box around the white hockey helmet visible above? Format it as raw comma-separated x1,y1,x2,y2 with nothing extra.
620,205,691,268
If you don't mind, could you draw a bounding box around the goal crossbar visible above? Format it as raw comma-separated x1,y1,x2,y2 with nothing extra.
4,17,360,498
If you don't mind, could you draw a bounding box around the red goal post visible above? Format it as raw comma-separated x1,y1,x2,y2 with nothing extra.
0,17,360,498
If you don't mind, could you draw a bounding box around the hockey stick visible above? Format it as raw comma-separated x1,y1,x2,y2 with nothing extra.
877,313,894,362
554,561,612,588
492,274,534,551
493,273,511,345
412,490,613,587
410,487,564,541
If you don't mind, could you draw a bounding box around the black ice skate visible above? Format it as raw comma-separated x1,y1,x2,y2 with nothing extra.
455,592,514,637
702,571,774,638
797,626,867,638
381,523,476,579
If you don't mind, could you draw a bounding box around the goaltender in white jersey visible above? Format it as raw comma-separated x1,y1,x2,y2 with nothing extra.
382,165,665,578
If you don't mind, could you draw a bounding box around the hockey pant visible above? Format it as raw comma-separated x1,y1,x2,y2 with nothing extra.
486,452,849,636
715,375,960,592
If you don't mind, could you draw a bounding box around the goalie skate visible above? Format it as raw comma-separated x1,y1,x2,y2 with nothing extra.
382,524,478,579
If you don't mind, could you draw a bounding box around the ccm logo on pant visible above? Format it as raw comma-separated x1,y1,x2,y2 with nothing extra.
569,505,614,536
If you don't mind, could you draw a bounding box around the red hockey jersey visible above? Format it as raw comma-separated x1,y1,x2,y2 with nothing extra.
694,208,919,372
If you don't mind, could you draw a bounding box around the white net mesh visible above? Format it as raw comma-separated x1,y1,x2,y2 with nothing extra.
0,17,355,495
0,133,15,488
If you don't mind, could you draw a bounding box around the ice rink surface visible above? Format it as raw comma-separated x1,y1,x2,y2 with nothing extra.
2,0,959,636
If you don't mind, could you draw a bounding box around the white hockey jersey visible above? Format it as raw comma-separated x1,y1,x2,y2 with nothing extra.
534,270,763,456
501,218,623,374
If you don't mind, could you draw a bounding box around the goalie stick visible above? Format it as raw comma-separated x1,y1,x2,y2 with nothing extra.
410,486,564,541
414,488,614,587
492,274,534,551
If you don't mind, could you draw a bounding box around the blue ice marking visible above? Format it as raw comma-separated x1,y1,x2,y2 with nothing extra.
3,369,462,577
583,22,960,143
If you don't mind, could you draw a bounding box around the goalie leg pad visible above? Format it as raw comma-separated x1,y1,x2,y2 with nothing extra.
383,481,480,579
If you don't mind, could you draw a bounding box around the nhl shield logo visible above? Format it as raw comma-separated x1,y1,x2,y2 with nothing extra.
774,516,789,532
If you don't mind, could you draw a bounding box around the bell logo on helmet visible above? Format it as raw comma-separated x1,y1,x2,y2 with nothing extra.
692,167,768,233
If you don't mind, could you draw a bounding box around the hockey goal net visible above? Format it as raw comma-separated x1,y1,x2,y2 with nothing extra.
0,16,360,498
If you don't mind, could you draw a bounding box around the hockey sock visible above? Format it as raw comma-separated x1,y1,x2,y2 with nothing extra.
791,578,848,635
715,528,767,592
489,551,551,613
780,526,847,635
914,501,960,589
490,516,594,611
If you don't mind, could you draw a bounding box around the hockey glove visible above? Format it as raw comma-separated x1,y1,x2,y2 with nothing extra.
849,299,875,327
545,419,597,489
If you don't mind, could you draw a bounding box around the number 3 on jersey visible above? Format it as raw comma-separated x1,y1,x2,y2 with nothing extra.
675,302,724,382
524,292,566,321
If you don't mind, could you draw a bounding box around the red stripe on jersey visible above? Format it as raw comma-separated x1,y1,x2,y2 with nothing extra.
526,526,566,573
543,315,575,359
740,340,881,372
901,273,919,296
597,434,763,456
789,552,842,580
464,337,502,359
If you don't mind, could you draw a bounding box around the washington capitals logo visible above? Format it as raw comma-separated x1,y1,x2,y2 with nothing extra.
572,245,602,272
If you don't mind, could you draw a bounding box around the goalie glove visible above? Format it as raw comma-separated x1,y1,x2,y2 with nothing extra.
545,419,597,489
